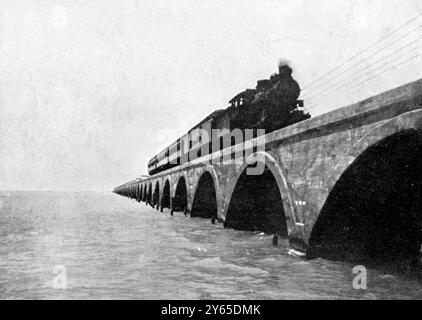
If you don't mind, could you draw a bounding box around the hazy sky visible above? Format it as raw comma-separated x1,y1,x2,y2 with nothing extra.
1,0,422,191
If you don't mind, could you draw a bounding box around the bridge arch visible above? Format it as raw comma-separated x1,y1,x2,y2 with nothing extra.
173,175,188,213
322,109,422,196
222,152,295,236
191,166,220,219
222,152,296,233
152,181,160,208
171,171,189,198
141,183,146,202
303,109,422,245
147,182,153,205
161,179,171,211
140,183,144,202
308,123,422,265
143,183,147,202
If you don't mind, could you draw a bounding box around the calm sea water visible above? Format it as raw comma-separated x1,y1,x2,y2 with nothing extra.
1,191,421,299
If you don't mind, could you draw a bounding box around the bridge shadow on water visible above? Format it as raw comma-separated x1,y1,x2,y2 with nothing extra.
308,129,422,278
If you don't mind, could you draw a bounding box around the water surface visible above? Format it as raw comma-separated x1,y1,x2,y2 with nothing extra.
1,191,421,299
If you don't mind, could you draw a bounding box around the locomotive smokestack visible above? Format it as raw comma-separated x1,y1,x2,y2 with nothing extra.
278,59,293,77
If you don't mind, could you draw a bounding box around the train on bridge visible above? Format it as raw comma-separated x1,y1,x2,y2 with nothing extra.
148,63,310,175
115,77,422,266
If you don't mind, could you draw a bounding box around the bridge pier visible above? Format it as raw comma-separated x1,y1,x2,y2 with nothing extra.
288,225,308,253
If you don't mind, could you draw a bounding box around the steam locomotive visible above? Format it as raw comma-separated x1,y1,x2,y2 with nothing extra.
147,63,310,175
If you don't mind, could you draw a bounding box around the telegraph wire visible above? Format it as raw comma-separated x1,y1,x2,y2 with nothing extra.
302,23,422,99
351,52,422,89
304,51,422,111
302,12,422,91
305,46,422,108
304,40,422,103
303,34,422,101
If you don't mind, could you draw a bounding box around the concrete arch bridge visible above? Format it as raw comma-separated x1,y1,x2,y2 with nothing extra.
115,79,422,264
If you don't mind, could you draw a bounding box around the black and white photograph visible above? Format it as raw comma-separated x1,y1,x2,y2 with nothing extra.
1,0,422,305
